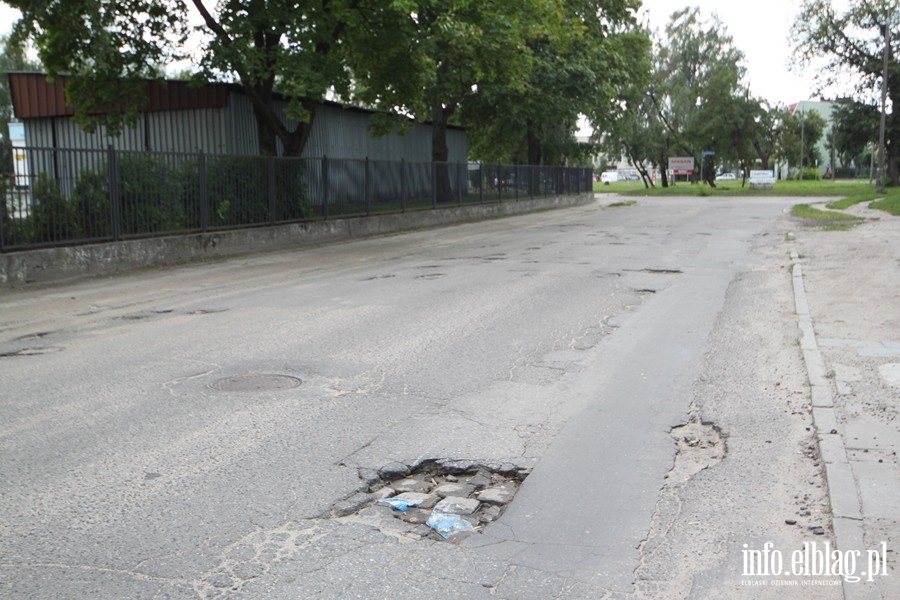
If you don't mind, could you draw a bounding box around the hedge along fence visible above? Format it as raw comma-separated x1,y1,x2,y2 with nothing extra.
1,146,593,252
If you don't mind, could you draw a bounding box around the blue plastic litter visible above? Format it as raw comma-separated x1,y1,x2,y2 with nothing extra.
377,498,412,512
426,513,475,539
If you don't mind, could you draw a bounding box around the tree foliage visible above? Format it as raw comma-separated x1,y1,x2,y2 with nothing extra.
601,8,754,187
10,0,649,167
460,0,649,168
830,99,879,172
777,108,827,174
600,7,827,187
792,0,900,184
9,0,410,157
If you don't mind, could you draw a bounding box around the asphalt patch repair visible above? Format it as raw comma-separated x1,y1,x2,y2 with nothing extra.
332,460,530,542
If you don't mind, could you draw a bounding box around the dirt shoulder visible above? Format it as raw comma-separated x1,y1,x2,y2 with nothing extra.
792,201,900,600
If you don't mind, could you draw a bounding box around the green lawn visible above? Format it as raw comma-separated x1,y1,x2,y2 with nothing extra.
594,178,877,198
594,178,900,218
791,204,864,229
869,188,900,215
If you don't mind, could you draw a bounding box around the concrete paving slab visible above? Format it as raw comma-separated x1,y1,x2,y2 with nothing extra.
843,417,900,451
832,517,882,600
858,347,900,358
812,406,839,435
876,363,900,387
823,462,862,520
834,363,863,382
819,434,849,465
851,461,900,519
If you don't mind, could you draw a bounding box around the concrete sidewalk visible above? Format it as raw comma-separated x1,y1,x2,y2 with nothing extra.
791,201,900,600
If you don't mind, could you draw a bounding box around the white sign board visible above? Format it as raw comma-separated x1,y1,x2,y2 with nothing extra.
8,121,29,188
749,169,776,189
668,156,694,174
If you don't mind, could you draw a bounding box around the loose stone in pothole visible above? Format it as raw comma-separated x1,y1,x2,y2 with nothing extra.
338,460,530,541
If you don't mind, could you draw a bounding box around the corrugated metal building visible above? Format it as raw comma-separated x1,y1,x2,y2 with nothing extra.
7,73,467,161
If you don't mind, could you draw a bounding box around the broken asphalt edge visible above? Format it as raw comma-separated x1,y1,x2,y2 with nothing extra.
790,249,881,600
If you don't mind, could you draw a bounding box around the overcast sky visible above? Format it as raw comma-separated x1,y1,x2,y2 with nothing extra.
1,0,817,106
639,0,817,106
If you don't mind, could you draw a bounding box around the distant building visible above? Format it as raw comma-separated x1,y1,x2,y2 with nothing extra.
6,72,467,162
787,100,836,175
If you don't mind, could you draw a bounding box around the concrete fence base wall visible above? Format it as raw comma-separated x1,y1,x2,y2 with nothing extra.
1,193,594,287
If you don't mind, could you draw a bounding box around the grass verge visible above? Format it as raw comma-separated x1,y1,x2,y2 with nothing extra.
869,189,900,215
825,193,880,210
790,203,864,227
594,179,877,198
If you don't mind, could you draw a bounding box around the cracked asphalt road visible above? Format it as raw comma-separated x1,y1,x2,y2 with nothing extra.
1,197,837,598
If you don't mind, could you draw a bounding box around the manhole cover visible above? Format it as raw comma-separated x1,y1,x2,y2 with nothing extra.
209,374,302,392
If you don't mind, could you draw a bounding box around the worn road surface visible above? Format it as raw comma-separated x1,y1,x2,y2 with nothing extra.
1,197,845,598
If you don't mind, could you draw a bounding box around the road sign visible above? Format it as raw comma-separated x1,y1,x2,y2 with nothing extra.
668,156,694,175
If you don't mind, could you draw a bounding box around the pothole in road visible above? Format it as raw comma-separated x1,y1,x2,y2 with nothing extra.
188,308,230,315
666,419,725,483
12,331,52,342
0,346,65,358
208,374,303,392
625,268,684,275
333,459,530,541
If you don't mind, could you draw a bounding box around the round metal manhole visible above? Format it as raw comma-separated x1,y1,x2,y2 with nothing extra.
209,374,302,392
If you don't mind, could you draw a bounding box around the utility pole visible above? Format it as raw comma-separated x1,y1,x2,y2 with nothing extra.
831,117,836,181
799,109,805,178
877,21,889,194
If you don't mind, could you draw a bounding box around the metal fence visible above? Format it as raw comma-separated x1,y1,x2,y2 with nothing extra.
1,146,593,252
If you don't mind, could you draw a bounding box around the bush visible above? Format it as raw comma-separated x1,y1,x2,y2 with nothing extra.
206,155,269,226
797,167,822,181
73,169,111,239
273,158,309,221
206,155,308,226
32,173,76,243
116,154,187,235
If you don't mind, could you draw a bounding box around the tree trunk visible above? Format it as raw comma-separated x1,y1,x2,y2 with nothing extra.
283,102,317,158
659,151,669,188
252,97,316,158
526,123,542,166
526,122,542,194
431,100,456,204
254,105,279,156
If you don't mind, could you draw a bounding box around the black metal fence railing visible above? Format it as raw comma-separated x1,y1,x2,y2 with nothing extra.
1,146,593,252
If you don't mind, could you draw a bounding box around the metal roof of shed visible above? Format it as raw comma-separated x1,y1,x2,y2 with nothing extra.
7,72,230,119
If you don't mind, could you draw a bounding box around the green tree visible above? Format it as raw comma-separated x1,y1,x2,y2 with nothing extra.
604,8,755,187
350,0,551,201
792,0,900,185
8,0,407,157
748,102,785,173
605,88,666,187
777,109,827,175
596,20,660,188
462,1,649,168
830,100,879,175
690,65,765,184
